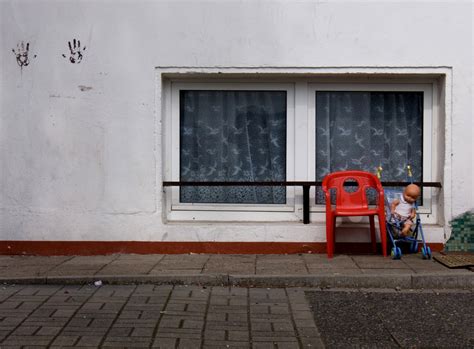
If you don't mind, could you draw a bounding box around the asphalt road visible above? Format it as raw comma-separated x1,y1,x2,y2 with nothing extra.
306,289,474,348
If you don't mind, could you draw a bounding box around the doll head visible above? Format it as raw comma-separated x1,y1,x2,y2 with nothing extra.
403,184,421,204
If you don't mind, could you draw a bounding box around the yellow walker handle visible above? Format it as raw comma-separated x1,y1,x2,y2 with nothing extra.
376,166,383,179
407,165,413,179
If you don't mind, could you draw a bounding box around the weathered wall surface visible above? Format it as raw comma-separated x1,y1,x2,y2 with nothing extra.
0,1,472,243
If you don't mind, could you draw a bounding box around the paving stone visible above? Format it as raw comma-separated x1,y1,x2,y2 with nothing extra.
299,337,325,348
36,326,62,336
2,335,55,345
155,328,202,339
11,326,39,336
131,327,155,337
23,317,69,326
17,285,62,296
228,330,250,341
360,268,414,275
47,269,100,276
159,316,182,328
67,317,92,327
207,321,248,331
89,318,114,328
227,313,248,322
102,336,150,343
252,335,298,342
107,327,133,336
182,319,204,329
256,267,308,275
177,338,202,348
75,335,103,346
102,339,150,348
351,255,411,269
152,337,177,348
114,319,157,327
0,267,52,277
272,322,294,332
252,343,277,349
203,340,250,348
306,267,363,275
29,308,56,317
206,312,226,321
274,343,300,349
204,329,226,340
250,322,272,331
209,305,247,313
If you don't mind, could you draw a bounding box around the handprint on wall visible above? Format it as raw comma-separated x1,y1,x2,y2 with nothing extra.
62,39,86,64
12,41,36,68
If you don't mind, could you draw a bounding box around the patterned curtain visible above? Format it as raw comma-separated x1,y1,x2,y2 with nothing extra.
315,91,423,203
180,90,286,204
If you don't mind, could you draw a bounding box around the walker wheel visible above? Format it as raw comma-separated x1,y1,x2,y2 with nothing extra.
396,247,402,259
391,247,402,260
422,246,432,259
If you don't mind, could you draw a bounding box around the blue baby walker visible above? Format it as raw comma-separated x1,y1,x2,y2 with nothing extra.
380,166,432,260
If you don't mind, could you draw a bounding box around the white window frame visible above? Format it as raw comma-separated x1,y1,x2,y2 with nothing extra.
165,82,298,222
307,83,438,224
164,79,439,224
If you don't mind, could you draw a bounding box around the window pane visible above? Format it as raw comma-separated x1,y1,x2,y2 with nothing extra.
180,90,286,204
315,91,423,204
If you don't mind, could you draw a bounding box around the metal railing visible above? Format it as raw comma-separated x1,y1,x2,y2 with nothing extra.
162,181,442,224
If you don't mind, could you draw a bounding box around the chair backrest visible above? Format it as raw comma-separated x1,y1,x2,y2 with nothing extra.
322,170,384,209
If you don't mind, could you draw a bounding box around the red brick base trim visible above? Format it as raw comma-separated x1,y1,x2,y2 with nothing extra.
0,241,444,256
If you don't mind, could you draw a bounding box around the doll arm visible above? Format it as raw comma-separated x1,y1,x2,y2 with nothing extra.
410,208,416,219
390,199,400,214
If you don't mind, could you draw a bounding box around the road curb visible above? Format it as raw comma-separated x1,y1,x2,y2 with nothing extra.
228,274,413,288
410,272,474,289
1,272,473,289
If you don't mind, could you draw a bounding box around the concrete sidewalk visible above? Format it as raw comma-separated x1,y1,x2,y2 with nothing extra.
1,253,473,289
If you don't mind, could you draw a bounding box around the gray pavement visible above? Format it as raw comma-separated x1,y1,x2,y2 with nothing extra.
0,284,324,348
0,253,473,289
0,285,472,348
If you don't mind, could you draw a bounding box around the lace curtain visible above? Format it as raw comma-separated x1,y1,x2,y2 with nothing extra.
180,90,286,204
315,91,423,203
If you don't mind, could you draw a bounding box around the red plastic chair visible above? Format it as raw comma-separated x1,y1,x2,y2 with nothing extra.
322,170,387,258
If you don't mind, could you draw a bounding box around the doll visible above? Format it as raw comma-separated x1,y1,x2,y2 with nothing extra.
390,184,421,236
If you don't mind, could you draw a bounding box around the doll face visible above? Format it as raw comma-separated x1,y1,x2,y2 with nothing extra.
403,184,421,204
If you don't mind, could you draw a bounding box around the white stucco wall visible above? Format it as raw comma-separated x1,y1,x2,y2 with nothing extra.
1,0,472,243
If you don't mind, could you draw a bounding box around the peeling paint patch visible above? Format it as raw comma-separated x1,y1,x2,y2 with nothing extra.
78,85,93,92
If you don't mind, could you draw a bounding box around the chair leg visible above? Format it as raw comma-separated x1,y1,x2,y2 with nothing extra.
326,214,334,258
369,215,376,254
378,215,388,257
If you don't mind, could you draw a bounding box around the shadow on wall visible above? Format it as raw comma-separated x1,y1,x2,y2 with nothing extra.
446,211,474,252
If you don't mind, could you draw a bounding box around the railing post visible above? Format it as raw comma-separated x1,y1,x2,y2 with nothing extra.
303,185,310,224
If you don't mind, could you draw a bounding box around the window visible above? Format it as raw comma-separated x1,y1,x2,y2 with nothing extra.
166,82,296,222
179,90,287,204
308,83,436,223
165,80,437,223
314,91,423,204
